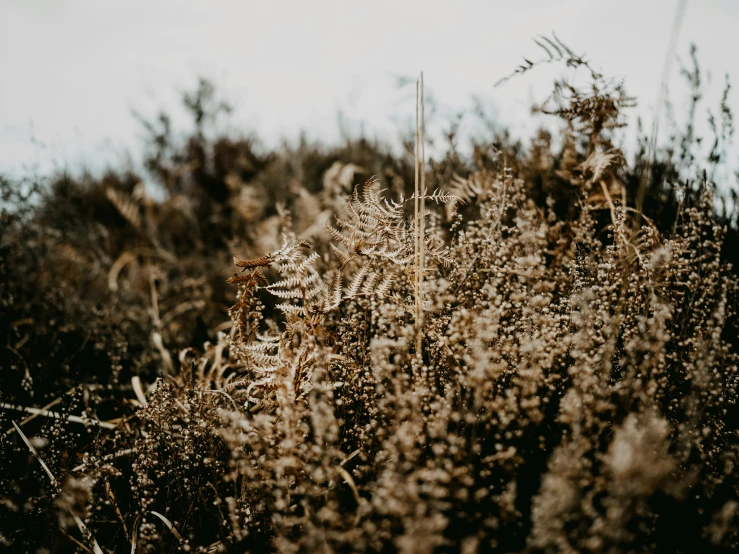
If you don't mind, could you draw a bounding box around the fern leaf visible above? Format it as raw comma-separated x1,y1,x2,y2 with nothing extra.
268,288,304,300
295,251,321,275
326,222,354,245
346,265,369,298
305,283,326,301
234,255,273,270
428,189,458,204
330,243,353,266
362,272,379,295
376,275,395,298
277,304,306,316
324,273,342,311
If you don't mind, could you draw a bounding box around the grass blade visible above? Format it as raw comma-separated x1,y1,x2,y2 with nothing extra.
149,511,184,543
12,421,104,554
12,421,58,487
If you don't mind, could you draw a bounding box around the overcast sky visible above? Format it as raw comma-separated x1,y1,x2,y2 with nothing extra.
1,0,737,180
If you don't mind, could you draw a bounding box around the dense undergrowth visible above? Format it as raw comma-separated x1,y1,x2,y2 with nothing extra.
1,40,739,553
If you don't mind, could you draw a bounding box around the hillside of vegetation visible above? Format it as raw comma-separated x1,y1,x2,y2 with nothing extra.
1,39,738,553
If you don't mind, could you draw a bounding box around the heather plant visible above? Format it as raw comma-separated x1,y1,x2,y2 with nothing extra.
1,39,738,553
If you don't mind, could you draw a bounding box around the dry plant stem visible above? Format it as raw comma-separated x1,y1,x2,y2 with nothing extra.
2,393,64,435
59,528,95,554
12,421,58,487
72,449,136,473
414,73,426,359
106,481,129,540
2,403,117,432
420,72,426,352
600,180,618,223
414,79,421,358
148,257,161,330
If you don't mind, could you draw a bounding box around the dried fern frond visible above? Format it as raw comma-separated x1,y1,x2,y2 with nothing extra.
539,77,635,136
233,254,274,270
425,242,454,267
496,34,635,142
227,266,268,341
496,33,595,86
106,187,142,231
243,340,279,353
361,272,379,295
579,145,622,183
328,178,412,269
330,243,354,267
322,161,365,197
267,287,306,300
267,270,321,292
266,249,322,300
323,273,343,312
409,188,458,204
447,172,496,205
226,269,269,286
304,282,326,302
345,265,370,298
276,304,306,316
376,274,395,298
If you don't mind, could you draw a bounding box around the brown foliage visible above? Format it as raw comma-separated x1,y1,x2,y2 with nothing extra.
1,39,738,554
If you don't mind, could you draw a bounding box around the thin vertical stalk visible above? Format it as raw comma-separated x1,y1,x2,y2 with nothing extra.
417,73,426,358
414,79,420,357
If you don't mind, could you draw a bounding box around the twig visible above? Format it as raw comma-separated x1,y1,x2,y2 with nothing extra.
2,394,64,435
414,78,421,354
3,403,117,433
12,421,58,487
106,481,129,541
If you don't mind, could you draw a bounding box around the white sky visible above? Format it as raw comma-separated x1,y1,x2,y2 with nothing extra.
1,0,737,181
